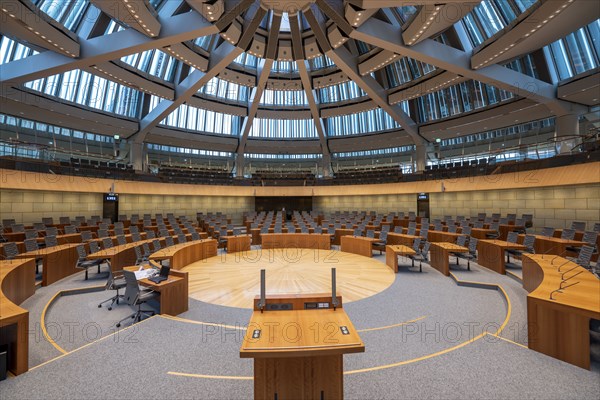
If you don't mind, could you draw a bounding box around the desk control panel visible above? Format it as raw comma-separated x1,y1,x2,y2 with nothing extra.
252,329,261,339
340,326,350,335
265,303,292,311
304,302,330,310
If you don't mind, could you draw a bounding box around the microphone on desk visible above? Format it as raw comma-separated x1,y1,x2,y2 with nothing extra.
560,265,579,280
331,268,339,311
258,269,266,313
560,270,583,289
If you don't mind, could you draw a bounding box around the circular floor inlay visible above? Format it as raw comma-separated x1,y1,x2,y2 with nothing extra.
182,249,395,309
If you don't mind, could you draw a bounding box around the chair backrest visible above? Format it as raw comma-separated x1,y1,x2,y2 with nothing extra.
102,237,114,249
447,225,457,233
560,229,575,240
165,236,175,247
12,224,25,233
76,244,88,259
98,229,109,238
576,245,594,268
191,232,200,241
408,221,417,229
233,228,242,236
314,226,323,234
134,246,144,264
159,229,170,238
45,235,58,248
129,225,139,234
59,217,71,225
381,224,390,233
594,223,600,233
393,226,402,233
420,242,431,258
142,243,152,257
2,219,16,227
89,241,101,253
25,229,38,240
506,231,518,243
131,232,142,242
81,230,93,241
177,234,187,243
515,219,524,227
581,231,598,247
433,222,443,231
523,234,536,252
114,228,124,236
490,222,500,231
456,235,467,246
379,231,388,243
462,226,472,236
24,238,39,252
116,235,127,245
366,230,375,238
412,238,422,252
571,221,586,231
42,217,54,226
33,223,46,231
122,270,142,306
46,227,59,236
491,213,501,220
474,221,484,229
99,223,109,230
152,239,161,252
64,225,77,234
468,237,478,254
353,228,362,237
540,227,554,237
407,227,416,236
146,230,156,239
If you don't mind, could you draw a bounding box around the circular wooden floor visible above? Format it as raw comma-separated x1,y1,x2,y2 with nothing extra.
182,249,396,309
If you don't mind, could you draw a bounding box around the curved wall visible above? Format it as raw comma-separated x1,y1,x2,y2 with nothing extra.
1,163,598,229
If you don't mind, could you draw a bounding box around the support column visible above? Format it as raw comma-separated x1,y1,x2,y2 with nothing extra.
555,114,580,154
321,153,333,178
415,144,426,173
130,141,145,172
235,153,245,178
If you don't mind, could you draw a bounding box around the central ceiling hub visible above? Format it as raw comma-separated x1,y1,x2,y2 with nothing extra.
259,0,315,15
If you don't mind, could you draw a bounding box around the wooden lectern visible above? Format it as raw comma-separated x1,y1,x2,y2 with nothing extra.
240,294,364,399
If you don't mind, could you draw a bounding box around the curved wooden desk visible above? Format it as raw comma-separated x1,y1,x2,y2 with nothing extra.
522,254,600,369
14,243,80,286
261,233,331,250
340,236,378,257
0,258,35,375
148,239,217,269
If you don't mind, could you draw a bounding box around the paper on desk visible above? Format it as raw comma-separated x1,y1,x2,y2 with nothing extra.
134,269,154,280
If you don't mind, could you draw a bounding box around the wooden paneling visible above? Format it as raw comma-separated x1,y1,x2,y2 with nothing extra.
0,258,35,375
522,254,600,369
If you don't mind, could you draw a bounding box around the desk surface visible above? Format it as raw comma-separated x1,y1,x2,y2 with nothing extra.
524,254,600,315
431,242,469,251
386,245,416,255
148,239,216,259
240,308,364,358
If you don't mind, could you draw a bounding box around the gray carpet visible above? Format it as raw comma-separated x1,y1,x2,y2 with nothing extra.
5,248,598,399
2,316,598,400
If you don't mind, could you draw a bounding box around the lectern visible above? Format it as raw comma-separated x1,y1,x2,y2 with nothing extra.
240,270,364,399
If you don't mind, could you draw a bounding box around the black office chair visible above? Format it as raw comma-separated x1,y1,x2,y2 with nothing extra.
80,230,93,242
131,232,142,242
146,230,156,239
64,225,78,234
190,232,200,241
165,236,175,247
116,270,159,328
134,245,147,265
24,238,43,274
102,237,114,249
116,235,127,246
372,231,388,255
98,269,126,311
408,240,430,272
76,244,105,280
540,227,555,237
456,237,478,270
2,242,19,259
44,235,59,248
506,234,535,264
566,231,597,255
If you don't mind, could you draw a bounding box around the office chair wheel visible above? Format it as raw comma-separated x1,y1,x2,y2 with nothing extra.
98,304,102,308
108,307,112,310
116,323,121,328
